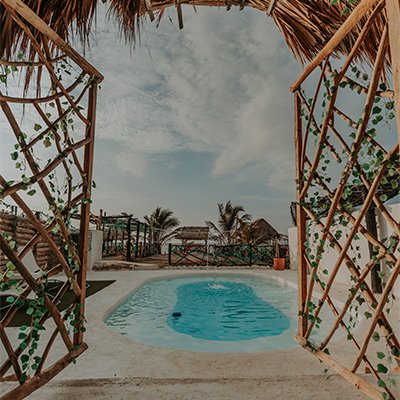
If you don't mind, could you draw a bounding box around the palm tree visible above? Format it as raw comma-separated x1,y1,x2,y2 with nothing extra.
205,201,251,245
144,207,180,254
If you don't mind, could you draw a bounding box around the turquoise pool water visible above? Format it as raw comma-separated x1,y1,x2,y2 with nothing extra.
167,281,290,341
105,274,335,352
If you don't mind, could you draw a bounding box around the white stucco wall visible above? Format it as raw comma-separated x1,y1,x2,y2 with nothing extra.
88,230,103,270
288,202,399,294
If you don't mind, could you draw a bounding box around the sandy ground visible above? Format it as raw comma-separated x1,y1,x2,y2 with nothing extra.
2,269,392,399
2,375,367,400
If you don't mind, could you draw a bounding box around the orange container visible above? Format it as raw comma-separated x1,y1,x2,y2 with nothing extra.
273,258,285,270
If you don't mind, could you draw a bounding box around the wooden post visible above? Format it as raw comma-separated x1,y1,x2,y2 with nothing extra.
365,205,382,293
386,0,400,145
74,82,97,346
126,216,132,261
143,224,147,248
294,91,308,337
135,221,140,258
168,243,172,266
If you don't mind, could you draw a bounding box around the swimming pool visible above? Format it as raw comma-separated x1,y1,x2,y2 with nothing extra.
105,274,334,352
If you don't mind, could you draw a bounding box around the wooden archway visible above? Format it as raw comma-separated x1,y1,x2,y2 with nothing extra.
0,0,399,399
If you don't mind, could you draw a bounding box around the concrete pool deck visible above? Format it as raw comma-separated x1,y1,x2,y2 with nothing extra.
1,269,377,399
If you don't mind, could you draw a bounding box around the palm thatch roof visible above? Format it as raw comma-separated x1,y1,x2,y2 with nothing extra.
0,0,387,65
174,226,210,241
246,218,280,243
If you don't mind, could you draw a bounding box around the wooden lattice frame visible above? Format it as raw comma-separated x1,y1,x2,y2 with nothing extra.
0,0,399,399
292,0,400,399
0,1,103,399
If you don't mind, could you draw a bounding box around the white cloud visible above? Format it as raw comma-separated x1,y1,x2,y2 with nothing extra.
82,5,300,188
112,150,148,177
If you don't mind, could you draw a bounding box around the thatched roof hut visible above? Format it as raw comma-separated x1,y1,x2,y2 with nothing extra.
0,0,388,65
246,218,280,244
174,226,209,241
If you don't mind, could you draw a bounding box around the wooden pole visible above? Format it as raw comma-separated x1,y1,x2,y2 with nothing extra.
127,216,132,261
135,221,140,258
74,82,97,346
295,338,385,400
365,205,382,293
1,343,87,400
386,0,400,145
290,0,381,91
294,92,307,337
1,0,103,81
143,224,147,256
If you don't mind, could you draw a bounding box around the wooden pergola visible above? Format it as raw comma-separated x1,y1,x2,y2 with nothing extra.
0,0,399,399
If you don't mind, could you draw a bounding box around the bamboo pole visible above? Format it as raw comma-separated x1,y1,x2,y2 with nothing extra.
0,0,103,81
305,143,397,337
0,280,70,377
294,92,307,336
301,205,400,351
290,0,381,91
352,258,400,372
0,343,87,400
0,236,74,353
296,337,385,400
1,99,83,274
74,83,97,346
328,124,399,236
385,0,400,145
0,176,81,296
0,325,22,380
300,60,328,169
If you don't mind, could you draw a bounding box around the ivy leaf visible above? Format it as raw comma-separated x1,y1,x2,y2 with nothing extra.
19,342,28,350
372,332,380,342
27,189,36,196
21,354,29,363
26,307,34,315
377,363,388,373
10,151,18,161
385,101,394,110
376,352,385,360
372,106,381,114
380,194,388,202
6,261,15,270
33,123,42,131
364,311,372,319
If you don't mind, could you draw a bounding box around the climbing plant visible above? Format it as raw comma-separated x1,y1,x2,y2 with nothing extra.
292,3,399,399
0,2,103,398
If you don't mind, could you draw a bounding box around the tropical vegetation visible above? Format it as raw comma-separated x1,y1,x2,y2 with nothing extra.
205,201,251,244
144,207,180,253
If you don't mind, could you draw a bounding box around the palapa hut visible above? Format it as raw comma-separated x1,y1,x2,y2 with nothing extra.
0,1,399,400
174,226,210,245
245,218,280,244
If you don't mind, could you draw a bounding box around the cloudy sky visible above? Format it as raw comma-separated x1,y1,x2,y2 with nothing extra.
81,4,302,232
0,4,303,233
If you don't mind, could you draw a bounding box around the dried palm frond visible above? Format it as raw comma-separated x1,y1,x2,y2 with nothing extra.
0,0,388,66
